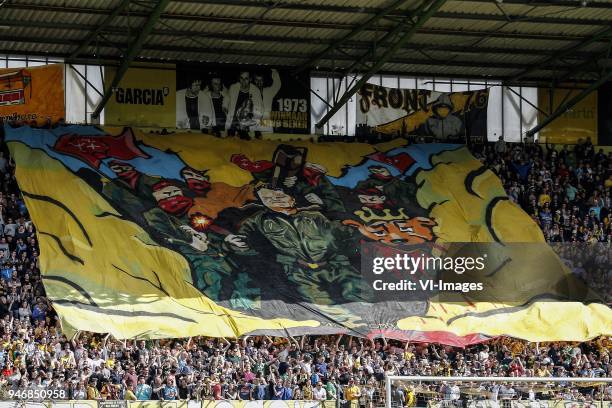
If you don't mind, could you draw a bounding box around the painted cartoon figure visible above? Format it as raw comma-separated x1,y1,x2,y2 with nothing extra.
180,167,211,197
354,166,420,213
101,161,161,218
231,145,345,216
99,160,259,309
42,126,445,325
143,180,259,310
343,207,436,246
226,186,368,326
415,93,464,140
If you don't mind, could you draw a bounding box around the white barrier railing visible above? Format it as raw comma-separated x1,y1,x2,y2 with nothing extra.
385,376,612,408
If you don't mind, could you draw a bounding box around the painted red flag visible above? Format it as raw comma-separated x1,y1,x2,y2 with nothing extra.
53,127,149,168
367,151,415,173
230,153,273,173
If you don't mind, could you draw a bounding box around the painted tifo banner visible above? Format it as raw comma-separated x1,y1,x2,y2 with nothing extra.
104,67,176,128
356,83,489,140
0,64,65,125
538,88,598,144
176,63,309,135
5,125,611,344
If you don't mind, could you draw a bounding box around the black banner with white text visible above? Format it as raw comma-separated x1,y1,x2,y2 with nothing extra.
356,83,489,141
176,64,310,134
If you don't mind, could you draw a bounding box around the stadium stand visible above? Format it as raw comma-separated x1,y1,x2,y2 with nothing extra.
0,0,611,405
0,125,609,402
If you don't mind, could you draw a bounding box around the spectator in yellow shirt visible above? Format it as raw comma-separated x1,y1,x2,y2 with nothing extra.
106,353,116,369
538,191,551,207
403,385,416,407
124,382,137,401
87,378,101,400
345,379,361,401
534,361,551,377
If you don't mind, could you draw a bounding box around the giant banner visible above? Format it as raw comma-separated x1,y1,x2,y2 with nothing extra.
6,126,611,344
0,64,65,125
104,67,176,128
176,64,309,135
356,83,489,140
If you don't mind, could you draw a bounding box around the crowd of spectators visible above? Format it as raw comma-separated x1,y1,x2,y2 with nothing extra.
473,137,611,303
0,328,610,403
0,132,608,404
0,328,609,403
478,137,610,244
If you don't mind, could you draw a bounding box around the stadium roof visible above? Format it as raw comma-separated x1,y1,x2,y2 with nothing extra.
1,0,612,86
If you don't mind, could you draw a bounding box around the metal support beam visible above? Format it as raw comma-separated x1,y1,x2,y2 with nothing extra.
69,65,104,98
315,0,448,128
336,0,433,79
0,47,593,87
0,18,596,58
555,48,611,83
432,11,609,26
333,48,372,71
70,0,131,59
4,4,605,44
295,0,412,74
457,0,612,8
294,78,333,110
505,86,548,117
91,0,171,119
511,26,612,82
5,35,563,71
526,70,612,137
556,89,574,112
174,0,612,14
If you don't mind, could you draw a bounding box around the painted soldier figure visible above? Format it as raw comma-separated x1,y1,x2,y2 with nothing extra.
226,186,370,327
143,180,259,310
